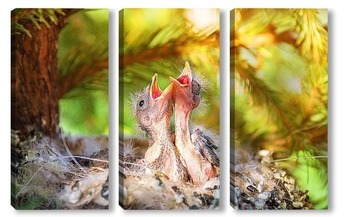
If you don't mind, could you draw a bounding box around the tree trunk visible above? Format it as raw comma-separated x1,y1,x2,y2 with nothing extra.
11,10,66,137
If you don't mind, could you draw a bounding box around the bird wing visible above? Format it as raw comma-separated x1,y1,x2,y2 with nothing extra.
191,127,220,167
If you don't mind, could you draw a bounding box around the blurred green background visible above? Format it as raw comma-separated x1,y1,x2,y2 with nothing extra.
231,9,328,209
58,9,109,135
119,9,220,137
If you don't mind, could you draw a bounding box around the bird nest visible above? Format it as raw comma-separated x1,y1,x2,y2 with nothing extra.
11,130,109,209
119,138,220,210
231,149,312,210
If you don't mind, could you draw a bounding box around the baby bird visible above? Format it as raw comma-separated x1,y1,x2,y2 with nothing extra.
191,126,220,168
170,62,219,185
134,74,188,182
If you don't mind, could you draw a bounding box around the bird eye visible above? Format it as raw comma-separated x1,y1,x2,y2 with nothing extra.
136,96,148,111
139,100,144,107
192,80,201,96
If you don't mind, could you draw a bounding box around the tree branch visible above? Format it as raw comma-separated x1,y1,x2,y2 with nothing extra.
236,64,294,131
58,58,108,98
12,9,79,23
120,33,219,67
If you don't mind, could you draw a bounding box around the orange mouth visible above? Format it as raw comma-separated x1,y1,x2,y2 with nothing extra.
150,74,162,100
150,73,173,101
170,61,193,86
177,61,192,85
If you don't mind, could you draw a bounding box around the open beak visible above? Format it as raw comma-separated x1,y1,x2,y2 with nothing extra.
169,61,192,87
170,61,196,108
150,74,162,100
150,73,173,102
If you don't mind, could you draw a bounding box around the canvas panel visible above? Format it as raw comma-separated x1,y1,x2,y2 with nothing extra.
11,9,109,210
230,8,328,210
119,8,220,210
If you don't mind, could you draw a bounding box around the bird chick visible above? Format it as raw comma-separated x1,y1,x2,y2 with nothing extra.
191,126,220,168
134,74,188,182
170,61,218,185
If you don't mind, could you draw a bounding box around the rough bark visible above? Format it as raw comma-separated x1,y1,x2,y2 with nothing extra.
11,10,66,137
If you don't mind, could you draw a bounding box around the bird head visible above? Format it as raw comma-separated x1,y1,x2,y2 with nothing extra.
170,61,201,111
134,74,173,135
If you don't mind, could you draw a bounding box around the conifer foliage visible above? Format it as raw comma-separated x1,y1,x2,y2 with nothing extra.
231,9,328,209
120,9,220,136
11,9,109,209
